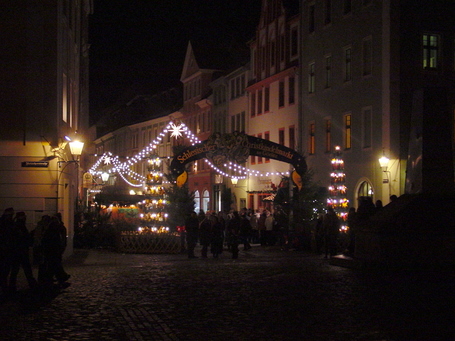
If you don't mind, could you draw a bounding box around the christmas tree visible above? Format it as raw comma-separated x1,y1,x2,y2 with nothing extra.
327,146,349,231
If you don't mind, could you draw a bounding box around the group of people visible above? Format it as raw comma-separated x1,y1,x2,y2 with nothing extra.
184,208,260,260
315,195,398,258
0,207,70,296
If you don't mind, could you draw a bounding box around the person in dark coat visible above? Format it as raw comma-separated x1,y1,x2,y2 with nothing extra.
239,212,252,251
0,207,15,295
228,211,241,259
199,214,212,258
323,207,340,258
40,215,70,289
210,215,224,258
8,212,38,292
185,212,199,259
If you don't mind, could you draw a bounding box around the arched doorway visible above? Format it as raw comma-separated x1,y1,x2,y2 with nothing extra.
357,180,374,207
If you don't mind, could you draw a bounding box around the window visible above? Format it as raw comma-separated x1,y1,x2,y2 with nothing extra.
289,126,295,150
291,27,298,57
309,4,315,33
258,89,263,114
231,116,235,133
308,123,315,155
270,41,276,67
202,190,210,212
343,0,352,15
308,63,315,93
264,87,270,112
344,114,352,150
257,133,263,163
344,47,352,82
264,131,270,162
279,81,285,107
280,33,286,62
325,119,332,152
423,33,440,70
289,77,295,104
279,128,285,146
236,77,241,97
358,181,373,198
251,92,256,117
194,191,200,212
362,107,372,149
324,0,332,25
362,37,372,76
230,79,235,99
325,55,332,88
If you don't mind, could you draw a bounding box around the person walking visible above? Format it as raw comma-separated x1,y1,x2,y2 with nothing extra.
9,212,38,292
0,208,15,295
185,212,199,259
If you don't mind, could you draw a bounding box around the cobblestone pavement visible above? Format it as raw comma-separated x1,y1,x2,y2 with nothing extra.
0,245,453,341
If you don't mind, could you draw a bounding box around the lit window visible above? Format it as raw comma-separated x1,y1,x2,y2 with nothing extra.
344,114,352,150
308,123,315,155
309,63,315,93
423,34,439,70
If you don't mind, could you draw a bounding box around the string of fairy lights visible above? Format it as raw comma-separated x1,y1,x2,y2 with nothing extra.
89,120,291,187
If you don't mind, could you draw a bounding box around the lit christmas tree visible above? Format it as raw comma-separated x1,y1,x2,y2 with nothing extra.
327,146,349,231
140,155,169,233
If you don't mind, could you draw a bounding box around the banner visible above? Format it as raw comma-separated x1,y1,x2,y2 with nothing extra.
170,132,307,186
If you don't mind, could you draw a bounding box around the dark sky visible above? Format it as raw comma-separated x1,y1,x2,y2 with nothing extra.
89,0,262,118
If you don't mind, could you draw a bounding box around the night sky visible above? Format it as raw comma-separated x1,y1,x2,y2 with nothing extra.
89,0,262,121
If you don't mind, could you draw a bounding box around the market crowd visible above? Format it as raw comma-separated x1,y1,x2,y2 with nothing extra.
0,207,71,297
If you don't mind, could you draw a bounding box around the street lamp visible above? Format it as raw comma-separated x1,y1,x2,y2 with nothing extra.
231,177,239,186
68,140,84,159
101,172,110,183
378,155,390,172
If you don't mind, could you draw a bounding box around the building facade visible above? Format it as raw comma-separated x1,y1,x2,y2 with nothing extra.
299,0,455,207
1,0,92,255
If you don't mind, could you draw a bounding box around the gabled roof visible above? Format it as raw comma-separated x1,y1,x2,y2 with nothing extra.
180,39,250,82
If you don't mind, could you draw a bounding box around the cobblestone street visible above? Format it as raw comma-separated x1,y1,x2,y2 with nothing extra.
1,246,453,341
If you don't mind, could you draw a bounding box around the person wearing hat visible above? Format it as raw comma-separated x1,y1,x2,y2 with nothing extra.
9,211,38,292
0,208,15,295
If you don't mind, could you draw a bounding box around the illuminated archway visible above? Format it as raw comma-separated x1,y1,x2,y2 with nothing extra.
170,131,307,187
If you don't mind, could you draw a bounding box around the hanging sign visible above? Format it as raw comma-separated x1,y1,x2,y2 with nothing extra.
83,172,93,188
21,161,49,168
170,131,307,187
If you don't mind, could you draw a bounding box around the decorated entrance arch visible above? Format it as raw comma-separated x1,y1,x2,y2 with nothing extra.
170,131,307,187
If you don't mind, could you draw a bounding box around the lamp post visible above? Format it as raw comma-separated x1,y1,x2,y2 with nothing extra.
378,154,390,202
69,140,84,208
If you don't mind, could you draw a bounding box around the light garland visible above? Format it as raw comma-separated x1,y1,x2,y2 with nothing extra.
89,120,296,187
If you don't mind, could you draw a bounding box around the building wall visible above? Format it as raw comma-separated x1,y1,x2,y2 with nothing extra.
0,1,91,256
